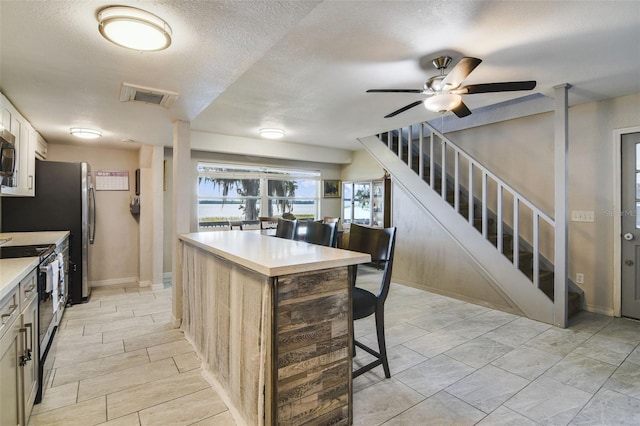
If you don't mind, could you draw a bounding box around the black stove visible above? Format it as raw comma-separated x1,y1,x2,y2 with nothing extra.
0,244,56,260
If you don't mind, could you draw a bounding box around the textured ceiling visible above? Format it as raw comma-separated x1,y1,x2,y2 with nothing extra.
1,1,639,152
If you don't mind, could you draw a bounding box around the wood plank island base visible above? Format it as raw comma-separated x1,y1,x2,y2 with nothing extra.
177,231,371,426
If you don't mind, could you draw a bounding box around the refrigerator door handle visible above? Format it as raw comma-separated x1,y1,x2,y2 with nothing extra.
90,185,96,244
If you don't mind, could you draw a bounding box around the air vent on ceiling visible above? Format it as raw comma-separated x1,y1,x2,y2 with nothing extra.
120,82,178,109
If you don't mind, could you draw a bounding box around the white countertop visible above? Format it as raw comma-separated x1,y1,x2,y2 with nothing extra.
179,231,371,277
0,257,39,301
0,231,70,302
0,231,70,247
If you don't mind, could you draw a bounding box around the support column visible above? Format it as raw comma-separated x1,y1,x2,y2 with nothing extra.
172,120,191,327
554,84,570,328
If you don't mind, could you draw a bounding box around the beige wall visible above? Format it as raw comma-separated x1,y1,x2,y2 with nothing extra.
341,149,385,182
448,93,640,314
356,93,640,316
48,144,140,285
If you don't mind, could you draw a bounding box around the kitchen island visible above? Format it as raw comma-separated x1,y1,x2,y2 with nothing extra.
177,231,370,426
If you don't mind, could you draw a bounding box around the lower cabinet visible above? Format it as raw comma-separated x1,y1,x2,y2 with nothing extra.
21,272,38,423
0,300,22,426
0,268,38,426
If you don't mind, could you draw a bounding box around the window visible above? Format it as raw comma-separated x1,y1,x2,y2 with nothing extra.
197,162,321,230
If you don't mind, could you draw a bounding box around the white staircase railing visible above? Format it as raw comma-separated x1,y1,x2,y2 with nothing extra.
378,121,555,291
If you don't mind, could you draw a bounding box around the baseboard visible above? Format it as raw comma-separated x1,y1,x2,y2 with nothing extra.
91,276,139,288
583,304,615,317
151,283,166,291
163,272,172,281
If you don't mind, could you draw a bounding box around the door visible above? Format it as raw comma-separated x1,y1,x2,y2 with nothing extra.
621,132,640,319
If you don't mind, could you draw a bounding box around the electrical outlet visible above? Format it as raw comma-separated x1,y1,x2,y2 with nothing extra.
576,273,584,284
571,211,595,222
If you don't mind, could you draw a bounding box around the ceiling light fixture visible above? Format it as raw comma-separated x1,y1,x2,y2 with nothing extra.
259,128,285,139
70,128,102,139
423,93,463,114
98,6,172,51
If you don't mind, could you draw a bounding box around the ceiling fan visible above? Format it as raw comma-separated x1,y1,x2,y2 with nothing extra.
367,56,536,118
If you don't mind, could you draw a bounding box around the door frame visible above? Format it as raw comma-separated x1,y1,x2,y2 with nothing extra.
613,125,640,317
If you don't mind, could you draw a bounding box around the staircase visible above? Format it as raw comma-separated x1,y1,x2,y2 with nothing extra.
359,122,582,324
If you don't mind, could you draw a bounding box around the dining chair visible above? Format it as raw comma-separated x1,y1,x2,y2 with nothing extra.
275,218,298,239
322,216,340,225
347,223,397,378
304,220,336,247
259,216,279,230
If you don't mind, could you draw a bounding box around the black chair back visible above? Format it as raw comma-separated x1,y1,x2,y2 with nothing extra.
348,223,397,300
305,221,336,247
275,218,298,239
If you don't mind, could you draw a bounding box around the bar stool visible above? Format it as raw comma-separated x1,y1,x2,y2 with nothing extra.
348,223,397,378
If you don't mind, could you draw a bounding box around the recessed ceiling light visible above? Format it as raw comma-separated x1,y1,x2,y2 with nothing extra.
259,128,285,139
70,128,102,139
98,6,172,51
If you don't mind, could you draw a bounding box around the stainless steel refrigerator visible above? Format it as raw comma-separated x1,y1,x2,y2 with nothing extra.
2,160,95,303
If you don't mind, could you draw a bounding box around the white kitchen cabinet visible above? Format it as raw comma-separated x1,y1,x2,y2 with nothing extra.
0,268,38,426
0,93,37,197
20,270,38,423
0,287,22,426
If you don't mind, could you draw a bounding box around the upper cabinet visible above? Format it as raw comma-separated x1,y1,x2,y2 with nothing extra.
342,178,391,229
1,93,41,197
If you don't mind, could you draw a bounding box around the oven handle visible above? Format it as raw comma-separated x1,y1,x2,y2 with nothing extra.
39,252,59,272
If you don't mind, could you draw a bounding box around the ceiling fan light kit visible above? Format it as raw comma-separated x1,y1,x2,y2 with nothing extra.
367,55,536,119
424,93,462,113
98,6,172,51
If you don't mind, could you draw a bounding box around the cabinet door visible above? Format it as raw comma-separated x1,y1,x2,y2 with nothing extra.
342,182,353,225
352,182,371,226
0,316,23,426
21,294,38,420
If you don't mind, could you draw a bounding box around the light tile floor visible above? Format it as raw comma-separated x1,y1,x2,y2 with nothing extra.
30,267,640,425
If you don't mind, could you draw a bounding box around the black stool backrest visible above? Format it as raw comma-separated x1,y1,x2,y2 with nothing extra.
305,221,336,247
348,223,397,300
275,218,298,239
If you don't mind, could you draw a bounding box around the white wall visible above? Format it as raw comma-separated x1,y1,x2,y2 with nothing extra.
48,143,140,285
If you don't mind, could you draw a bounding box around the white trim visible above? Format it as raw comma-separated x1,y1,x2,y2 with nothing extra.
139,280,153,288
90,276,139,287
584,303,615,317
612,125,640,318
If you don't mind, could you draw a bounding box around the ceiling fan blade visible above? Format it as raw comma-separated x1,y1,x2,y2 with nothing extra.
441,57,482,89
367,89,423,93
457,81,537,94
384,100,424,118
452,101,472,118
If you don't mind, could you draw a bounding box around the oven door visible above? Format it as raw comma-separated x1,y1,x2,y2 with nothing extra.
35,253,58,403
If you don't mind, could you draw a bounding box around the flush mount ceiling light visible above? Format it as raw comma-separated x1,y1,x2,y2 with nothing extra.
259,128,285,139
70,128,102,139
423,93,463,114
98,6,172,51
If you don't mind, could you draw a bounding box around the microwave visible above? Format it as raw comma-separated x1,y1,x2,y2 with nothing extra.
1,128,17,187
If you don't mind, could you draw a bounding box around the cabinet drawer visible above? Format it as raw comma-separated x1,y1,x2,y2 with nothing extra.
20,269,38,306
0,287,19,339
